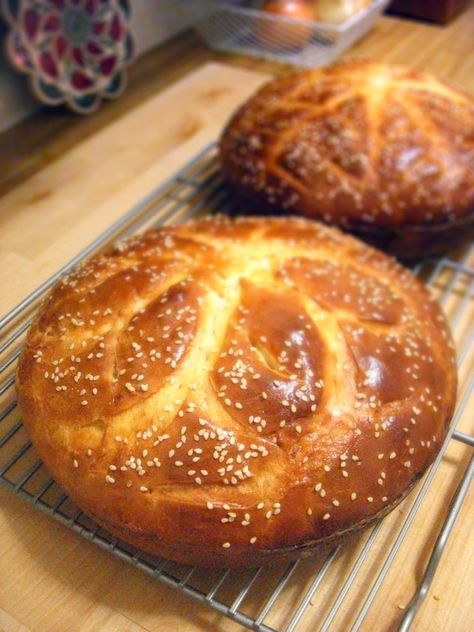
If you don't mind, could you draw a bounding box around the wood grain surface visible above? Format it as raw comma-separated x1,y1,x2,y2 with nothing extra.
1,7,473,632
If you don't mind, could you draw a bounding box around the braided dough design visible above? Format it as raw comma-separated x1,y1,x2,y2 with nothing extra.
220,60,474,258
17,216,457,567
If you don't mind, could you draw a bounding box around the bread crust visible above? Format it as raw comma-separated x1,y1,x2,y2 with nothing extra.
220,60,474,259
16,216,457,567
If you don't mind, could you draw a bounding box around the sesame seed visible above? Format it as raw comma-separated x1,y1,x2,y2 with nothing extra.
322,513,331,520
222,542,231,549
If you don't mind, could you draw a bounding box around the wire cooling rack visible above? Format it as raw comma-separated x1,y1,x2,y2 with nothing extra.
0,143,473,632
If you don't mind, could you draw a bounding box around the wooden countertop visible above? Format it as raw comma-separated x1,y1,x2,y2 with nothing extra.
1,7,473,632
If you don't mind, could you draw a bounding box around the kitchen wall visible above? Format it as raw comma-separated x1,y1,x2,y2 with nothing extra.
0,0,194,132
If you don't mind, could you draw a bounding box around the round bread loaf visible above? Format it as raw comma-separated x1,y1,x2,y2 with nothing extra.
16,216,457,567
220,60,474,259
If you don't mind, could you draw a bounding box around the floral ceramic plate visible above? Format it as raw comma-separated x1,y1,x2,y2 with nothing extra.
1,0,135,114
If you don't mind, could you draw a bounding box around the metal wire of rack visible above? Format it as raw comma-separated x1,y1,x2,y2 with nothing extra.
0,142,473,632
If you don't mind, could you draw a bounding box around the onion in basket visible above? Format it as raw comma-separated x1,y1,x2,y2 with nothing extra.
312,0,372,24
258,0,315,50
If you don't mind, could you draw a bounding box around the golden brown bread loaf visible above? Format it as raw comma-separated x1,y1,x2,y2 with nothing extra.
16,216,457,567
220,60,474,259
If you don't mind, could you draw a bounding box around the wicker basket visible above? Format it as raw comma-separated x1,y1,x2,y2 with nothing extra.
181,0,390,67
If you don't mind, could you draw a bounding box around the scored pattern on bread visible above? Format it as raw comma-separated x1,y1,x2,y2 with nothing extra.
220,60,474,258
16,216,457,567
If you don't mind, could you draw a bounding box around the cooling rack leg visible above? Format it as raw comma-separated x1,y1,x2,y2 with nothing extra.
399,451,474,632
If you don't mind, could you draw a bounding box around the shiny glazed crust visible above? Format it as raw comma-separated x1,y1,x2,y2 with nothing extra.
16,216,457,567
220,60,474,258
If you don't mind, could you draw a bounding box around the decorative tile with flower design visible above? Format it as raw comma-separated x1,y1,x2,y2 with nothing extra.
1,0,135,114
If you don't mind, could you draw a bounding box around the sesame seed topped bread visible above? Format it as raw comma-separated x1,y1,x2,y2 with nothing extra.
16,216,457,567
220,60,474,259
